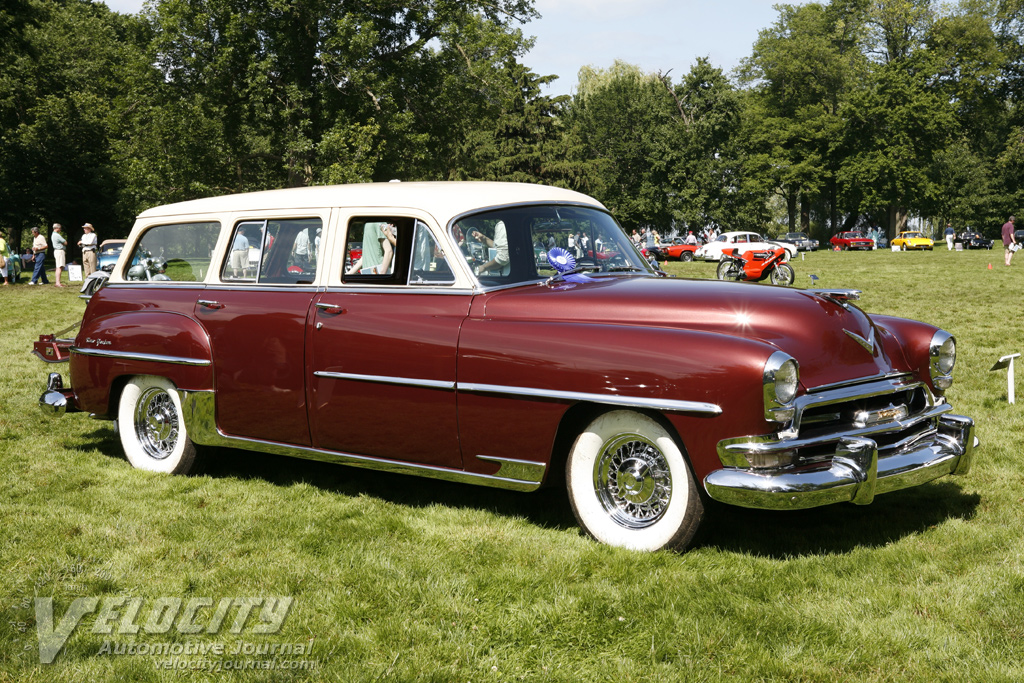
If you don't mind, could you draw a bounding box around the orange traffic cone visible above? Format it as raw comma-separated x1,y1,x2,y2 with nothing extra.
988,263,993,269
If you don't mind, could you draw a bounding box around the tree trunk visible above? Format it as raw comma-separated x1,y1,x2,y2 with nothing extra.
887,205,908,237
800,192,810,232
787,187,797,233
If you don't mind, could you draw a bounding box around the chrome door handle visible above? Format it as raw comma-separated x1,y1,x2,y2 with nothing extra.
197,300,224,310
316,303,346,315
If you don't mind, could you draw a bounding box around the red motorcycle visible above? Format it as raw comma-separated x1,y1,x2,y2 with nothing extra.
716,246,795,286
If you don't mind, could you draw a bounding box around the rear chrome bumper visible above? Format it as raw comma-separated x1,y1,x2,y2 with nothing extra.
704,414,976,510
38,372,78,416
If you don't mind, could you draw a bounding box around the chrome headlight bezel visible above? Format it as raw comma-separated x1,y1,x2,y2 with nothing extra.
929,330,956,390
764,351,800,422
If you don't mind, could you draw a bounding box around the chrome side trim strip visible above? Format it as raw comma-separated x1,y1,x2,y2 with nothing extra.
459,382,722,415
476,455,546,485
312,371,456,390
70,347,212,367
178,390,543,492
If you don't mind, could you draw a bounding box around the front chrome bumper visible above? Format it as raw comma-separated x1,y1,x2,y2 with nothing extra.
704,414,976,510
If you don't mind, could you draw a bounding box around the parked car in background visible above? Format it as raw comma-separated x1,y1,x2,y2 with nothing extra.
695,231,797,261
778,232,818,252
956,231,992,250
36,182,977,553
659,241,701,261
892,231,934,250
98,239,127,273
830,231,874,250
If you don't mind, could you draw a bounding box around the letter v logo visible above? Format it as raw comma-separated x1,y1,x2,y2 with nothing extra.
35,597,99,664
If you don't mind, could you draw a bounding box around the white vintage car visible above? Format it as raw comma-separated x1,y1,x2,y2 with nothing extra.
694,231,797,261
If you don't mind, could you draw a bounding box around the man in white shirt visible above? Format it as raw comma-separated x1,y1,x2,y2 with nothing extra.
30,227,49,285
79,223,98,277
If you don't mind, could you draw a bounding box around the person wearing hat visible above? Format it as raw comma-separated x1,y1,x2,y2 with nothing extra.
29,227,50,285
51,223,67,287
79,223,98,277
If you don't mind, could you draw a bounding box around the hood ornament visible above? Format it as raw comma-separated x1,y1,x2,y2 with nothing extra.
844,328,876,356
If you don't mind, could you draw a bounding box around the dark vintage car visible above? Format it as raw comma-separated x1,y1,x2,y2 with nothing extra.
36,182,978,552
778,232,818,252
830,231,875,250
955,232,992,250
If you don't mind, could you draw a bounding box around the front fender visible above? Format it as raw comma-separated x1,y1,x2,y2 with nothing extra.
69,311,214,417
456,319,783,480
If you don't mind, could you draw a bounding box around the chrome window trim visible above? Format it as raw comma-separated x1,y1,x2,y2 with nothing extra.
102,283,207,290
178,390,544,492
313,371,456,390
459,382,722,415
322,286,474,295
202,285,320,293
71,347,212,367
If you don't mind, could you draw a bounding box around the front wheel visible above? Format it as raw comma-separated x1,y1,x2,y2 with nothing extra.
566,411,704,552
680,251,694,262
716,259,743,281
770,262,795,286
118,375,202,474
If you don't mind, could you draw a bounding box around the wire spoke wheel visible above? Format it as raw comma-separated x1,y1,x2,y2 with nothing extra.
594,434,672,528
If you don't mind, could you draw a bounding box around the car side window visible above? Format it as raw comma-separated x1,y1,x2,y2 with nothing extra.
343,217,414,285
126,222,220,282
409,221,455,286
219,218,321,284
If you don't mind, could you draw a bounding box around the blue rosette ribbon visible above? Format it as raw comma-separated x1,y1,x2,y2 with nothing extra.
547,247,593,283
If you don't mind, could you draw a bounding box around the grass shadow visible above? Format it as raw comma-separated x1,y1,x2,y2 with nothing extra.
200,446,579,533
694,481,981,558
74,428,981,555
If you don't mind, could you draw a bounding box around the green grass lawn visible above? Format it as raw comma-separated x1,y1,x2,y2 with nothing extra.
2,249,1023,682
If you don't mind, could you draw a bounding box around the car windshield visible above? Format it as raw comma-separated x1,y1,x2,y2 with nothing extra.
451,205,653,286
903,232,924,238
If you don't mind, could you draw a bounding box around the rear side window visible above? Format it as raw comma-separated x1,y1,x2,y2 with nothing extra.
126,222,220,282
220,218,321,284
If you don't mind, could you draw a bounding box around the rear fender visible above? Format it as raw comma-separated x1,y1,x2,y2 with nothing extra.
69,311,214,417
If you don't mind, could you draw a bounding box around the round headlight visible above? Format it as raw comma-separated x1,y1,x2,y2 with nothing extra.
929,330,956,390
774,359,799,404
935,336,955,374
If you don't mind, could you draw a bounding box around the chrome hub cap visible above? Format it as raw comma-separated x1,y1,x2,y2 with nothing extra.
134,387,178,460
594,434,672,528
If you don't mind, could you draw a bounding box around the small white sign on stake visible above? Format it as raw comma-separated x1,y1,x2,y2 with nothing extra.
990,353,1021,405
67,264,83,282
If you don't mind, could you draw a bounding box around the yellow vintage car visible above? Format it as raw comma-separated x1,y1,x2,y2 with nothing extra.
892,231,934,250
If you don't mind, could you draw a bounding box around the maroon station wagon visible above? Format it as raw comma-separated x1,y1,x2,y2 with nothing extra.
37,182,978,552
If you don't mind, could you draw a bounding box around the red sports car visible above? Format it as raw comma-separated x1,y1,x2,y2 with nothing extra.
830,231,874,250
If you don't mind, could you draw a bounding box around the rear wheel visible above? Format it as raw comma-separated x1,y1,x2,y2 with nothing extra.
566,411,703,552
716,259,743,281
118,375,202,474
770,262,795,286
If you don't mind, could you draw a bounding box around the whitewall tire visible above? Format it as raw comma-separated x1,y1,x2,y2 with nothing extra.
118,375,201,474
566,410,704,552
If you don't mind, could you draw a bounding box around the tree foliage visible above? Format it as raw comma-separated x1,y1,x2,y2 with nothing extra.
2,0,1023,244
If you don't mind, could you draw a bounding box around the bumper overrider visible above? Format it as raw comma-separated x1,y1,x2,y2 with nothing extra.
704,377,978,510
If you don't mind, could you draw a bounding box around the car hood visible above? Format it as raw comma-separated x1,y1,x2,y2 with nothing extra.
479,277,902,390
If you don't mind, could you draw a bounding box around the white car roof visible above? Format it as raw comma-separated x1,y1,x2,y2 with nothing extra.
136,182,605,222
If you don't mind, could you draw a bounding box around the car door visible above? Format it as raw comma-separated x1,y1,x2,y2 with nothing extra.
196,216,324,446
308,215,470,468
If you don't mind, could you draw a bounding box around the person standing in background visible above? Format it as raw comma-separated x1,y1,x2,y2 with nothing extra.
944,223,955,251
29,227,49,285
0,229,13,285
51,223,67,287
1002,216,1017,267
79,223,98,277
